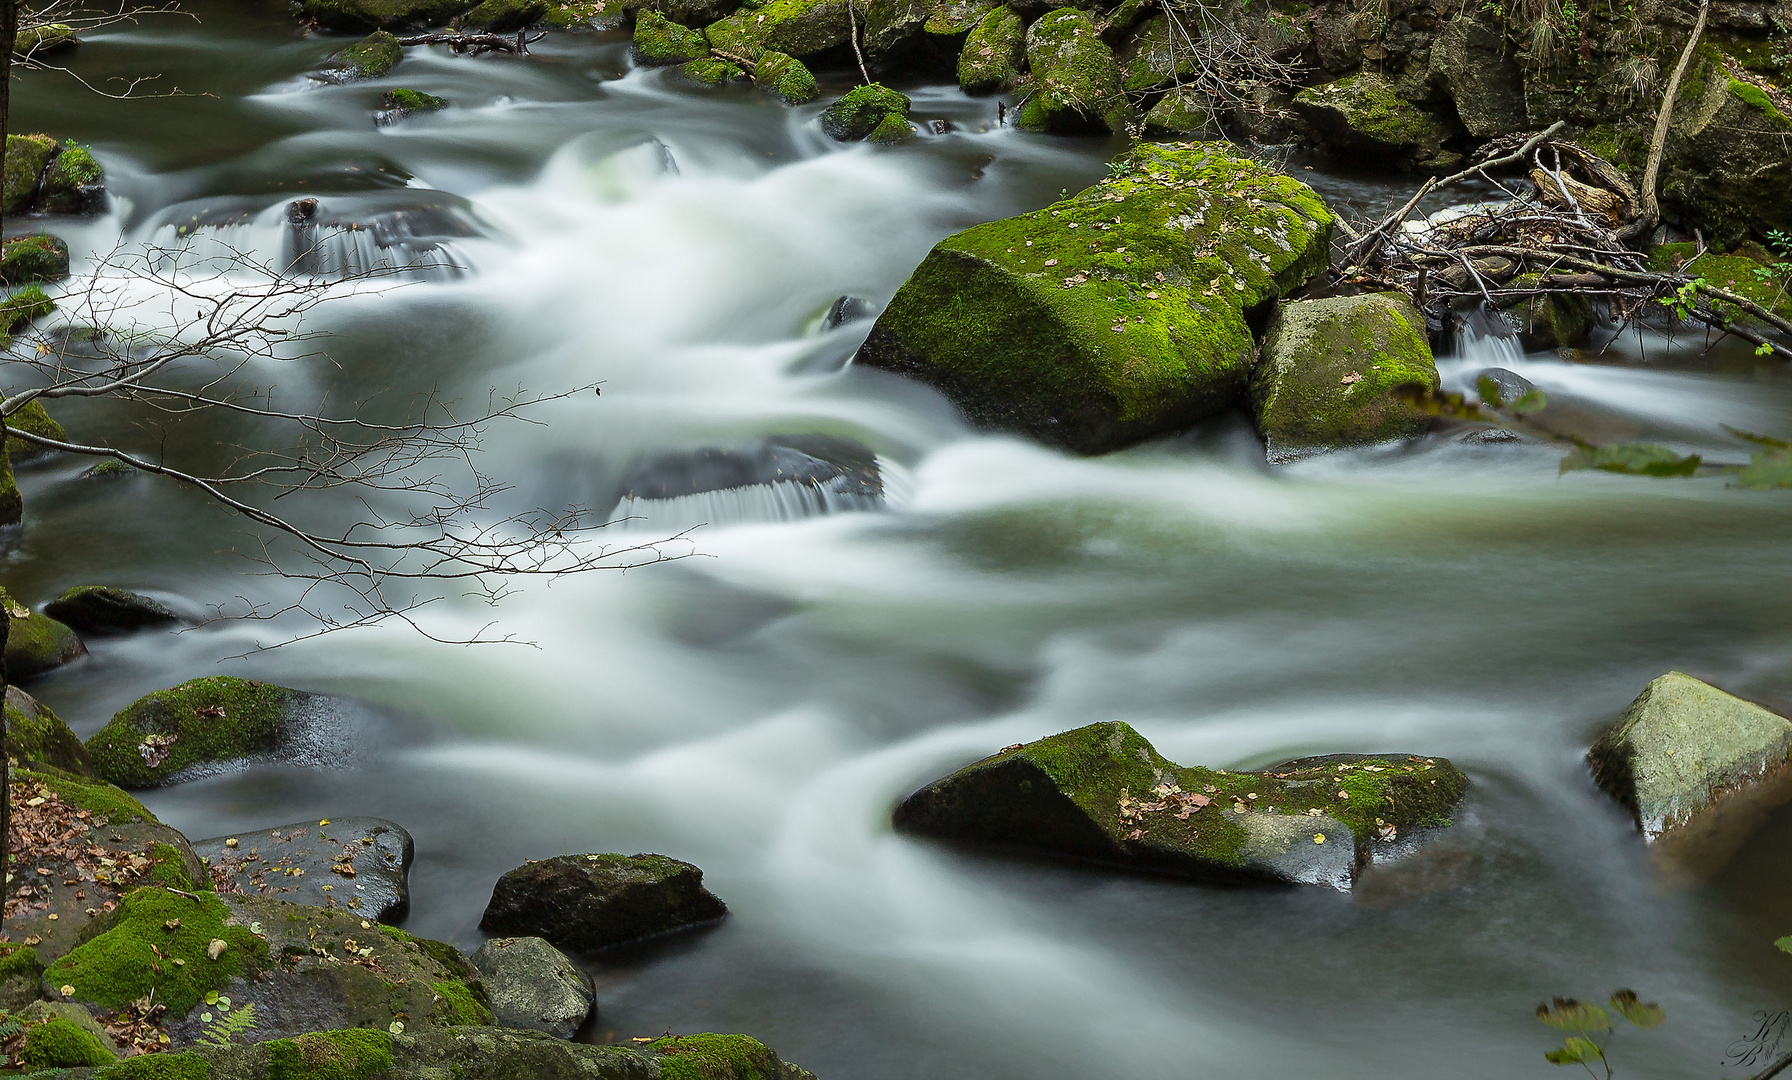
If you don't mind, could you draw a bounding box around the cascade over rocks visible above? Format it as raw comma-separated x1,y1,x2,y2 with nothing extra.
1589,671,1792,876
894,721,1469,889
193,818,415,923
469,936,595,1038
857,141,1334,455
480,853,729,951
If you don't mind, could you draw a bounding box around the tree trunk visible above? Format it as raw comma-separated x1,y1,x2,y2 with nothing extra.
0,0,17,919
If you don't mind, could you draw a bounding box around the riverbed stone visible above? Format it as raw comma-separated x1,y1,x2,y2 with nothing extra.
462,0,548,29
635,9,710,64
480,853,729,952
5,397,67,461
1427,14,1527,138
42,586,179,635
0,234,69,285
4,134,58,216
857,141,1334,454
1250,292,1440,461
85,676,356,789
893,721,1468,888
958,5,1023,94
6,684,90,774
1589,671,1792,874
41,142,103,215
469,936,595,1038
1016,8,1135,134
1292,71,1453,169
193,817,414,923
327,30,404,78
1,587,86,679
821,83,913,142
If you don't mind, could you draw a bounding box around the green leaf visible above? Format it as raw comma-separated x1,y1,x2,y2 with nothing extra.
1736,447,1792,489
1545,1037,1607,1066
1537,998,1612,1035
1609,989,1665,1028
1775,935,1792,954
1510,389,1549,416
1562,443,1701,477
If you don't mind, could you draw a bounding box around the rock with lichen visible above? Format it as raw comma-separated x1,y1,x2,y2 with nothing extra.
635,9,710,64
856,141,1333,454
1292,71,1455,170
41,142,104,215
3,134,59,215
894,720,1469,889
327,30,404,78
469,936,594,1038
1015,8,1135,134
480,853,728,951
820,83,912,142
1250,292,1440,462
13,24,78,55
957,4,1024,95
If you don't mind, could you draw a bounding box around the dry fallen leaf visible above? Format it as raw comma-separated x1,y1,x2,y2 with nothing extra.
207,939,227,961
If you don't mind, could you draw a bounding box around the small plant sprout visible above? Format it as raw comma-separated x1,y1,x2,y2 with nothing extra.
1536,990,1664,1079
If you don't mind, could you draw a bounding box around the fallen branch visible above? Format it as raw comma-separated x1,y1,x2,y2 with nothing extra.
396,31,541,54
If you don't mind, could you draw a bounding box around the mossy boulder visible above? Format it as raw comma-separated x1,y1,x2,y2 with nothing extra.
328,31,404,78
6,396,69,461
1658,63,1792,244
820,84,912,142
755,51,818,104
677,57,746,85
302,0,474,29
462,0,548,30
894,721,1468,888
635,9,710,64
704,0,851,61
15,23,79,54
1117,14,1195,96
1292,72,1454,170
1,234,70,285
1016,8,1135,134
1250,292,1440,461
84,676,340,789
380,87,449,120
193,817,414,923
1589,672,1792,876
1645,242,1792,322
43,142,104,215
857,141,1334,454
0,943,45,1011
957,5,1024,94
1,586,87,679
20,1005,118,1068
1143,85,1220,137
1,285,56,336
51,1027,815,1079
479,853,728,952
43,586,179,635
6,684,91,774
926,0,996,36
468,936,594,1039
5,133,59,215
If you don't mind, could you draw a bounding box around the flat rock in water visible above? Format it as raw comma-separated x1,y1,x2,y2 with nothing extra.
193,817,414,923
42,585,181,635
893,721,1468,889
1588,671,1792,876
470,936,595,1038
479,853,728,952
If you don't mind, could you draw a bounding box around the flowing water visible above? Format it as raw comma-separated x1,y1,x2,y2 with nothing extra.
9,5,1792,1077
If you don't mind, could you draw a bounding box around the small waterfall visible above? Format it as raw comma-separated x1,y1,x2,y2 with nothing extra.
139,196,480,281
610,435,892,532
1450,303,1524,369
614,478,886,534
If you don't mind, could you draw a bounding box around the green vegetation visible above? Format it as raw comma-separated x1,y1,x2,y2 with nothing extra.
46,888,270,1016
649,1033,792,1080
635,10,710,64
95,1053,212,1080
820,84,911,141
0,587,83,679
0,235,71,285
429,978,494,1025
677,58,745,86
383,88,448,114
21,1017,116,1068
754,51,816,104
267,1030,394,1080
22,767,159,824
85,676,296,788
1561,443,1702,477
330,31,403,79
1536,990,1664,1074
5,691,89,773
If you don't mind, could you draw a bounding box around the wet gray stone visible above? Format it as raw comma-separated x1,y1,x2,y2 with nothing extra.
193,817,413,923
470,936,595,1038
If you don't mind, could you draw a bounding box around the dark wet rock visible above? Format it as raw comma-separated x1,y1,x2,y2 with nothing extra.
857,142,1333,455
894,721,1469,889
755,50,818,105
0,234,70,285
48,889,492,1045
821,84,913,143
303,0,475,31
463,0,549,30
480,853,728,952
1,587,86,679
194,818,414,923
1589,671,1792,876
957,4,1023,94
1427,14,1526,139
1473,368,1543,412
326,30,404,79
6,685,90,775
1016,8,1134,134
469,936,595,1038
1292,72,1455,170
820,295,872,332
85,677,361,789
275,190,483,276
1143,86,1222,138
635,9,710,64
5,397,67,463
1456,427,1530,444
51,1026,814,1079
1250,293,1440,462
1657,57,1792,245
619,434,883,504
42,586,180,636
1500,274,1595,350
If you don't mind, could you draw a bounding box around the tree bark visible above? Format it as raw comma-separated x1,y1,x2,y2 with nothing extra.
0,0,17,916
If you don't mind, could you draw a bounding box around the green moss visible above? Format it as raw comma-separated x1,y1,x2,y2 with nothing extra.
542,0,624,26
754,51,816,104
45,143,100,191
14,23,78,53
4,133,59,215
636,9,710,64
267,1030,393,1080
23,768,158,824
676,57,744,85
461,0,546,30
148,842,201,892
1016,7,1135,133
2,286,56,333
1645,245,1792,319
84,676,296,789
0,587,83,679
6,692,89,773
649,1033,790,1080
1727,78,1787,122
0,943,43,982
867,112,914,144
383,88,448,113
1118,14,1195,95
331,31,403,78
0,235,71,287
22,1017,116,1068
429,978,493,1025
302,0,473,31
6,396,70,460
702,0,848,59
0,448,18,526
95,1053,211,1080
958,5,1024,95
1293,72,1444,155
45,888,269,1016
820,83,910,141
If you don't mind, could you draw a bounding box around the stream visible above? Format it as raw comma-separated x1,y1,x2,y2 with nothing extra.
8,4,1792,1077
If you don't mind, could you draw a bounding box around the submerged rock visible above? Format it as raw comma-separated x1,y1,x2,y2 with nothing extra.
85,676,359,789
193,817,415,923
0,587,86,679
635,9,710,64
1473,367,1545,412
857,141,1334,454
1589,671,1792,875
0,234,70,285
5,684,90,775
958,5,1025,95
469,936,595,1038
619,434,883,504
1292,72,1454,170
1250,292,1440,461
893,721,1468,889
328,30,404,78
1016,8,1135,134
42,585,180,635
821,84,913,143
820,295,873,331
480,853,728,952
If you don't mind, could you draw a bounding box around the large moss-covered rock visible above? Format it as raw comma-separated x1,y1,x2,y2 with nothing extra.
328,30,404,78
1143,85,1220,137
821,83,912,142
1589,672,1792,875
302,0,473,30
896,721,1468,888
469,936,594,1039
1250,293,1440,461
1427,14,1526,138
957,4,1024,94
1658,62,1792,244
462,0,548,30
704,0,850,60
1117,13,1195,95
84,676,343,789
1292,72,1454,169
17,1002,117,1068
4,134,59,215
857,141,1333,454
0,234,70,285
756,51,818,104
50,1027,814,1079
635,9,710,64
1,586,86,679
42,142,103,215
5,396,68,461
6,684,90,774
1016,8,1135,134
480,853,728,952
